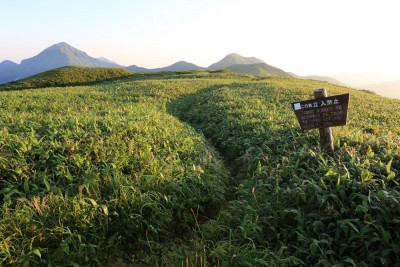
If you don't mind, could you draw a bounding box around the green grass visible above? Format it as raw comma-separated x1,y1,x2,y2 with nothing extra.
1,70,399,266
0,66,132,91
226,63,292,77
170,76,400,266
0,72,232,265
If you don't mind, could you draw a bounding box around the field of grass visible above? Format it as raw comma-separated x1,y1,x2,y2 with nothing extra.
1,70,399,266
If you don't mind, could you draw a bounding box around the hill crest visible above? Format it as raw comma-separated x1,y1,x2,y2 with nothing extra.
208,53,265,70
226,63,292,78
0,66,132,91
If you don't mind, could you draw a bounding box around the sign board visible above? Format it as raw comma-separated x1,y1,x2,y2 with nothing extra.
292,93,350,130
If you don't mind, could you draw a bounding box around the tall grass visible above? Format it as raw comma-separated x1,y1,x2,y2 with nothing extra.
0,73,233,265
1,70,399,265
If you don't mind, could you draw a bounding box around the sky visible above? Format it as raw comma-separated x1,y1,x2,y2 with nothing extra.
1,0,400,80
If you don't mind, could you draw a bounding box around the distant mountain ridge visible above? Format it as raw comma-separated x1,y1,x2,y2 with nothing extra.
126,61,205,72
0,42,121,84
0,44,288,84
1,42,347,86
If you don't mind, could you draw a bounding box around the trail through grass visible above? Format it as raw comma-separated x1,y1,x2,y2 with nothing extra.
169,75,400,266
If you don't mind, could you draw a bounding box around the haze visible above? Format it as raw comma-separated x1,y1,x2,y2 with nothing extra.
1,0,400,96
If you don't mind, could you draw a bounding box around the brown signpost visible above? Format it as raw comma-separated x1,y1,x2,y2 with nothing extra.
292,88,350,153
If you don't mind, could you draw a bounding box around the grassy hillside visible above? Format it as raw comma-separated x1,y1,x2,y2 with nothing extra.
1,71,399,266
170,76,400,265
208,53,265,70
227,62,292,77
0,66,132,91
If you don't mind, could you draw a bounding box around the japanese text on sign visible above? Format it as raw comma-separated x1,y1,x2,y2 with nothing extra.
292,93,350,130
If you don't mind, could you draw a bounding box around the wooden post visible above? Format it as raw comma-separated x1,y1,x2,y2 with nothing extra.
314,88,334,153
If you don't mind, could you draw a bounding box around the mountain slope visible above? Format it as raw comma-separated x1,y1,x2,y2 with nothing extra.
227,63,292,77
208,53,265,70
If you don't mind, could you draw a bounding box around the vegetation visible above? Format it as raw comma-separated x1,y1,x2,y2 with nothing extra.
1,70,399,266
170,76,400,266
226,63,292,77
0,66,132,91
208,53,265,70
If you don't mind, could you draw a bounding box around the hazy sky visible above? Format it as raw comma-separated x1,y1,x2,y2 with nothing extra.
1,0,400,79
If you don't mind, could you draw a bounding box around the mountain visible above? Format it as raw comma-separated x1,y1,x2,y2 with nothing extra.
17,42,122,79
2,43,367,87
0,42,122,84
208,53,265,70
0,43,207,84
226,63,292,78
125,65,150,72
126,61,205,72
0,60,19,84
154,61,205,72
207,53,293,78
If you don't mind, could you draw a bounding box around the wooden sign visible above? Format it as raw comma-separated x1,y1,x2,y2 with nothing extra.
292,93,350,130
